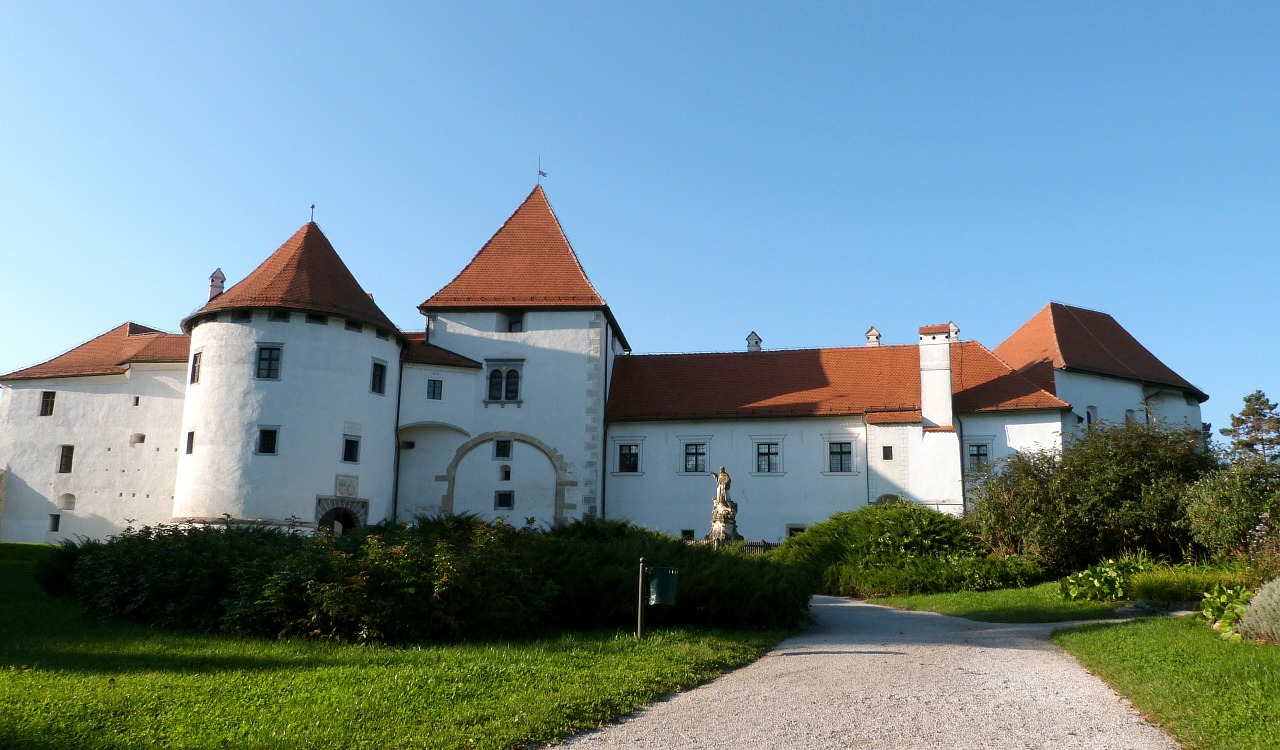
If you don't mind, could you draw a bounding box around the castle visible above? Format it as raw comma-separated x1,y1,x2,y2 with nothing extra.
0,186,1208,543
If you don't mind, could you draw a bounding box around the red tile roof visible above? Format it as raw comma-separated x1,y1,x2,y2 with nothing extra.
2,322,190,381
420,186,629,349
606,341,1068,422
919,323,952,335
183,222,399,334
994,303,1207,402
401,332,483,369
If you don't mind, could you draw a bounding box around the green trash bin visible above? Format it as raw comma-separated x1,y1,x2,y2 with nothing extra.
647,567,679,606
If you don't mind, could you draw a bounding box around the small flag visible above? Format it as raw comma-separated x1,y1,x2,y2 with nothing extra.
539,170,547,177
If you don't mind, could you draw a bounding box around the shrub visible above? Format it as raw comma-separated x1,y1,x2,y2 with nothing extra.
1202,583,1255,639
1237,577,1280,644
1183,457,1280,560
1060,553,1157,602
969,423,1214,572
827,554,1046,598
1244,513,1280,587
1130,567,1251,603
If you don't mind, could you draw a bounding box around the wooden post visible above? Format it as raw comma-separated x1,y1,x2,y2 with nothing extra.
636,557,646,640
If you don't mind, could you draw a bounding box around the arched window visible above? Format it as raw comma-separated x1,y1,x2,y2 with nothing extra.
59,493,76,511
129,433,146,446
504,369,520,401
486,363,524,403
488,369,504,401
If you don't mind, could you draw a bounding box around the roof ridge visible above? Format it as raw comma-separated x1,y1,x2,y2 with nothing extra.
627,342,926,358
1054,303,1140,380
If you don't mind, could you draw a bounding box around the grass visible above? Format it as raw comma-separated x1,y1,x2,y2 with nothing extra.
871,581,1122,622
1055,616,1280,750
0,543,786,749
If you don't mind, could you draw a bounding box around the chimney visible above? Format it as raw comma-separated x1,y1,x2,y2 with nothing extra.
865,326,881,347
918,322,959,427
746,331,762,352
208,268,226,301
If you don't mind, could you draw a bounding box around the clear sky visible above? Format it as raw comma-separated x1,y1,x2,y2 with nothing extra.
1,3,1276,437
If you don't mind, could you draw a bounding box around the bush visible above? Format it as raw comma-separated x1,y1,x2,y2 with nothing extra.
1202,583,1255,639
1130,567,1251,603
827,554,1046,598
1237,577,1280,644
968,423,1214,572
1183,457,1280,561
1060,553,1157,602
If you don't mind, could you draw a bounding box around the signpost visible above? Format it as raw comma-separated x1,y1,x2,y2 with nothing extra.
636,557,679,640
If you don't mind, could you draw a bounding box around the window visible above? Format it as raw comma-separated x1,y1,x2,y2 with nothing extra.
60,494,76,511
494,439,512,459
828,442,853,473
306,313,328,325
1086,406,1097,427
57,445,74,474
186,431,195,455
256,345,282,379
427,379,443,400
133,396,140,406
500,465,511,481
485,362,523,403
494,491,515,510
400,440,416,449
967,443,989,471
48,514,61,533
190,352,202,384
756,442,781,473
345,319,363,332
342,435,361,464
129,433,146,446
39,391,55,416
504,311,524,333
257,428,279,455
787,525,807,537
684,443,707,473
681,529,696,541
268,309,291,322
618,444,640,473
375,328,389,340
882,446,894,461
232,309,252,322
371,361,387,394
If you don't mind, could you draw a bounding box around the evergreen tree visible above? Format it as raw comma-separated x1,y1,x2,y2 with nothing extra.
1220,390,1280,461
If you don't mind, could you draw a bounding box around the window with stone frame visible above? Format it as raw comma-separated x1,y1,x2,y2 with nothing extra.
618,443,640,473
683,442,707,473
256,345,282,380
39,391,55,416
828,441,853,472
967,443,990,472
756,442,781,473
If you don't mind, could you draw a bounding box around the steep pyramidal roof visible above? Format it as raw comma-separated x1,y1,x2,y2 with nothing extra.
606,341,1068,422
183,222,398,334
2,322,190,381
421,186,627,347
994,303,1207,402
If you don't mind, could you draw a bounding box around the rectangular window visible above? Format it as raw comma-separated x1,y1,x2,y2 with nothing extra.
756,442,780,473
375,329,389,340
618,444,640,473
506,312,524,333
345,319,364,332
190,352,202,384
828,442,853,473
133,396,140,406
967,444,989,471
186,431,195,455
342,435,361,463
494,439,512,459
371,361,387,394
882,445,894,461
232,309,253,322
256,346,282,380
684,443,707,473
39,391,55,416
680,529,695,541
48,514,60,533
57,445,74,474
268,309,291,322
494,491,515,510
427,379,443,400
257,428,279,455
306,313,328,325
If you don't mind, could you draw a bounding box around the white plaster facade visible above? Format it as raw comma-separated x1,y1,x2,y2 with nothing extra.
0,190,1207,545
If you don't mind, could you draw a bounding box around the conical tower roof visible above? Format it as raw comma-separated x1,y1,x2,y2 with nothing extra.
421,185,608,310
183,222,398,334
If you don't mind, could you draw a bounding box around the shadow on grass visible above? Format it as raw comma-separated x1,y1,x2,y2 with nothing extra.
0,644,342,675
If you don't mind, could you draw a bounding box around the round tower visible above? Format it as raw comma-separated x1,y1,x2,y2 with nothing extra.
172,223,402,531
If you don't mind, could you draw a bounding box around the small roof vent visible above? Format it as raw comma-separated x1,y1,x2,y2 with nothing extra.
746,331,762,353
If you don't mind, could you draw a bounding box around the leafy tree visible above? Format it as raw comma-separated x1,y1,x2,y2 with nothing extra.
1220,390,1280,461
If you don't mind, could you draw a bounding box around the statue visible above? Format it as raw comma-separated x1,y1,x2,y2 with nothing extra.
706,466,743,543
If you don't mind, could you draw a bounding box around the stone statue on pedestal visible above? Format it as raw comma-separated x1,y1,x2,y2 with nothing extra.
706,466,743,543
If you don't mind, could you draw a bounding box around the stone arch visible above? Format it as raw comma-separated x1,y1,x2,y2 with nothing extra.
397,420,470,438
436,431,578,520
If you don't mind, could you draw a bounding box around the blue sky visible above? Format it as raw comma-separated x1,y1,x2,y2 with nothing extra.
1,3,1276,436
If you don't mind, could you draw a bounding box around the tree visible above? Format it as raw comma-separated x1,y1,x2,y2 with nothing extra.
1221,390,1280,461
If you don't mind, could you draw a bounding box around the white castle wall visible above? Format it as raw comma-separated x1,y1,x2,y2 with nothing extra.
172,311,400,527
604,417,868,542
1054,370,1202,436
0,364,186,542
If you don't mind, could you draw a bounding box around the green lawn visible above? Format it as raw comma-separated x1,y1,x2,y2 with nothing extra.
1055,616,1280,750
0,544,785,749
872,581,1122,622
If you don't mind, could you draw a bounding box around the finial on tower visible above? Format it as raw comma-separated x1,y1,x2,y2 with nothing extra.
537,154,547,185
310,204,316,222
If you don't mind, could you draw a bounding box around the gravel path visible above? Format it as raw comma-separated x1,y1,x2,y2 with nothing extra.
557,596,1177,749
